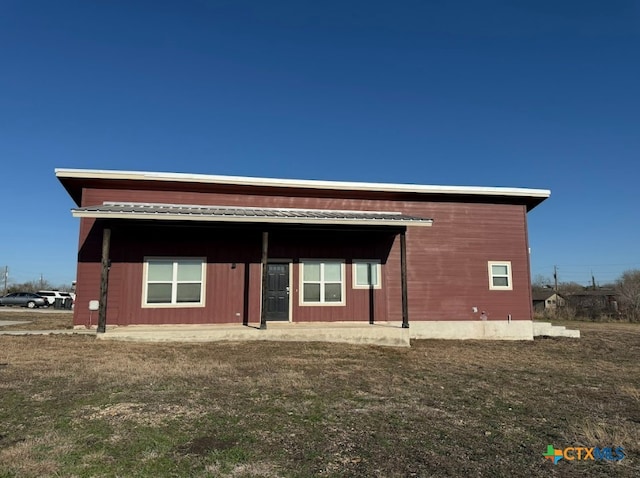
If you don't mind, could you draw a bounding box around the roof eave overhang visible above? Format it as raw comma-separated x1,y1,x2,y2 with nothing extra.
56,168,550,210
71,210,433,227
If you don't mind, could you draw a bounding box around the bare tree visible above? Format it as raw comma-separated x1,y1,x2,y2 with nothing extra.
6,279,53,294
616,269,640,322
532,274,553,293
558,281,585,294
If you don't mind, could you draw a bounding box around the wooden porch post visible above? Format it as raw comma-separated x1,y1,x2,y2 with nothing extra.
260,231,269,330
368,262,375,325
400,229,409,328
97,225,111,334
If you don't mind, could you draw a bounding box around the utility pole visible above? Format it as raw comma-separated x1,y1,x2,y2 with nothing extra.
553,265,559,319
2,266,7,295
40,273,44,290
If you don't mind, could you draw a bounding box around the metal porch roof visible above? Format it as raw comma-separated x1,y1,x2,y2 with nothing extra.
72,202,434,227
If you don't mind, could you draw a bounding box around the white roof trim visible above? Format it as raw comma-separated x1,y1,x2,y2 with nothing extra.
55,168,551,199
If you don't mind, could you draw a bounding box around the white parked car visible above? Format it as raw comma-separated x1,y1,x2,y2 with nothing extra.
37,290,74,307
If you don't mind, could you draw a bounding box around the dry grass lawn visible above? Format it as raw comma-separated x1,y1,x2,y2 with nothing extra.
0,316,638,477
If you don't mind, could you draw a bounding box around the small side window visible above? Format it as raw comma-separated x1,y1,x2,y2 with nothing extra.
488,261,512,290
352,260,381,289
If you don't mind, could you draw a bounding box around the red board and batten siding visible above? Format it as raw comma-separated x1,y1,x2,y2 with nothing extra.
72,185,533,327
394,202,531,322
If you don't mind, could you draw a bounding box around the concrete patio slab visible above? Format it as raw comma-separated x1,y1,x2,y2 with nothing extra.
95,322,411,347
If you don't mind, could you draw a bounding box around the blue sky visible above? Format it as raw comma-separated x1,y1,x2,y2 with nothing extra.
1,0,638,287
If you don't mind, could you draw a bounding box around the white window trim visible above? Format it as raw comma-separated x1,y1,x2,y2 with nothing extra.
352,260,382,289
488,261,513,291
299,260,346,306
142,257,206,308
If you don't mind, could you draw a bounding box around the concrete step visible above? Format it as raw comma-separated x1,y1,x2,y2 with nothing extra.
533,322,580,338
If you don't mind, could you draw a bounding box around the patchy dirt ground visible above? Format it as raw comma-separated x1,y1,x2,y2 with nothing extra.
0,308,73,330
0,322,638,477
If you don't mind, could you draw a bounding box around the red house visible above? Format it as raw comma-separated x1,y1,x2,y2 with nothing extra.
57,168,549,342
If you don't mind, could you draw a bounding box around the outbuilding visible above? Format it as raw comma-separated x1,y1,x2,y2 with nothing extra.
57,168,549,341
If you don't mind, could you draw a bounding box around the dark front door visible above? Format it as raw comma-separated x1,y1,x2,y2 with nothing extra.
265,263,289,321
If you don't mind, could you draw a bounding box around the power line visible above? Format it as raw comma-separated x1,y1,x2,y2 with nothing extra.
537,262,640,268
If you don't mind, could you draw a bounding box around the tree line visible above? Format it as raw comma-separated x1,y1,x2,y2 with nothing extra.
3,279,75,296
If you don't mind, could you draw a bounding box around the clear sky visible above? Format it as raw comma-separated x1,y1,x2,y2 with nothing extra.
1,0,638,287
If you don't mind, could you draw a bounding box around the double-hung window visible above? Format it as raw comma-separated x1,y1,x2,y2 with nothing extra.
353,260,381,289
144,258,205,306
301,261,345,305
488,261,512,290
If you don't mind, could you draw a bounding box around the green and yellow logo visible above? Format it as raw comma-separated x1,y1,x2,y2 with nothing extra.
543,444,564,464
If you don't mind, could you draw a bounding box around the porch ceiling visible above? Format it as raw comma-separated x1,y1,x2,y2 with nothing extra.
71,202,433,227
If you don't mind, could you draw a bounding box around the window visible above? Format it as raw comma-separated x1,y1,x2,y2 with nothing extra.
488,261,512,290
353,260,381,289
143,258,205,307
300,261,345,305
